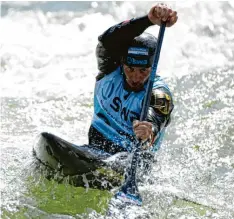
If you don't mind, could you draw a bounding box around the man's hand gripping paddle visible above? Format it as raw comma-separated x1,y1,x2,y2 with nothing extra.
115,22,166,206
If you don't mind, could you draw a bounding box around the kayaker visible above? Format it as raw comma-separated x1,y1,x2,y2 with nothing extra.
88,3,178,155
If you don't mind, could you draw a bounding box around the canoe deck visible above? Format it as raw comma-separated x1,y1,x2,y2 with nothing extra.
33,132,155,190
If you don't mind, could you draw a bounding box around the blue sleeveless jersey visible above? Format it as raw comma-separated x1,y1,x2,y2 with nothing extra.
91,67,171,152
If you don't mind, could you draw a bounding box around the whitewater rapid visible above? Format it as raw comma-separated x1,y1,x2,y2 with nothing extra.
1,2,234,218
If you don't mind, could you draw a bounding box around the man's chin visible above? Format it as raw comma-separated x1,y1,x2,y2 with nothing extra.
124,80,144,92
129,84,144,92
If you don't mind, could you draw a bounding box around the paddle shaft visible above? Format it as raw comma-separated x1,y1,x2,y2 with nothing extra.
140,22,166,121
117,22,166,203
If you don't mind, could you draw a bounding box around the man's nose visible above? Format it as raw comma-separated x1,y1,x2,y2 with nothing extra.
132,71,143,82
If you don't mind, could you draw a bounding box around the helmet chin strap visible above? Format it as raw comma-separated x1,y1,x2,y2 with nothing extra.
125,76,131,83
122,68,133,86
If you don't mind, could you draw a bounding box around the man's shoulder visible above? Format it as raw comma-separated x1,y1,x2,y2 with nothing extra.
96,67,122,82
153,76,171,93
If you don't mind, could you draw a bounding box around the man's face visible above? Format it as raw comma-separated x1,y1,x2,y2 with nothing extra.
123,64,151,92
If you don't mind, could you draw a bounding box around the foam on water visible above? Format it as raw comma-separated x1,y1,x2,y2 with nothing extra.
1,1,234,218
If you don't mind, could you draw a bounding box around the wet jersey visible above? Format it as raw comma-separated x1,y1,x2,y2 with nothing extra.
91,66,172,152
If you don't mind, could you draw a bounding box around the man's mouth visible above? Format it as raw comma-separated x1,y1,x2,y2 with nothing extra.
129,81,142,88
127,81,144,91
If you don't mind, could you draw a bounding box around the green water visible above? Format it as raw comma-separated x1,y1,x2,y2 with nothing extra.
27,177,111,215
1,173,218,219
171,199,216,216
1,175,112,218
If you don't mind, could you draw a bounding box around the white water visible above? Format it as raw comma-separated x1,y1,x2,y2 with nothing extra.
1,1,234,218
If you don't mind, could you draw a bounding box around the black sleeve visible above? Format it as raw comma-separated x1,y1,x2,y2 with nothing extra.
147,107,169,137
147,87,174,138
96,15,154,77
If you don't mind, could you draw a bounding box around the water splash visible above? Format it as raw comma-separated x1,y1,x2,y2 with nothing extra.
1,2,234,218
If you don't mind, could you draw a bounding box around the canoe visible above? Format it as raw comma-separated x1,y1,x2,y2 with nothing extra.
33,132,129,189
33,132,155,189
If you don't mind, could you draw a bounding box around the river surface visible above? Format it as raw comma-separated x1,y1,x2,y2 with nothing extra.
1,1,234,219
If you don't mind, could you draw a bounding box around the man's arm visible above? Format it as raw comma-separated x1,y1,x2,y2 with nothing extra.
133,87,173,145
96,15,154,77
130,3,177,143
147,87,174,143
95,3,178,78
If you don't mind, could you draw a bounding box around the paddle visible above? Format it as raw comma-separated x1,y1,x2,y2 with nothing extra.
115,22,167,206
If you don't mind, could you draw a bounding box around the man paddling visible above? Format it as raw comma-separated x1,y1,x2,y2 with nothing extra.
88,3,178,155
33,3,178,190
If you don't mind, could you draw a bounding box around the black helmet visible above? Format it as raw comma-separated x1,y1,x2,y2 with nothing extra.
122,32,157,68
